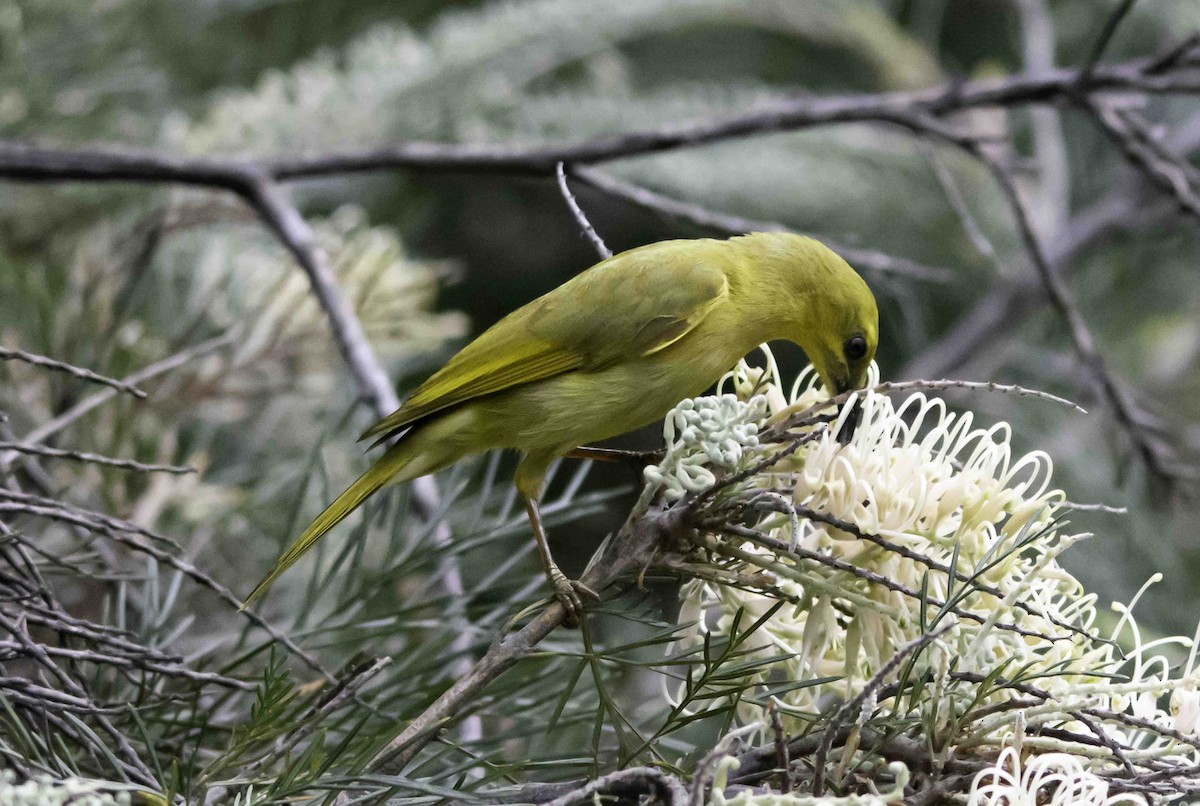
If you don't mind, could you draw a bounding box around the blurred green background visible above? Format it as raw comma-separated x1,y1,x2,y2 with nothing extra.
3,0,1200,695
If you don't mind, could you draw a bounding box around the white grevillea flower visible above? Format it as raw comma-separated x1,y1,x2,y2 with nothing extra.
966,744,1146,805
0,770,134,806
652,345,1200,785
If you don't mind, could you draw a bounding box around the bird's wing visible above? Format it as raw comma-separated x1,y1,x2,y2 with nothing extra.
359,245,729,444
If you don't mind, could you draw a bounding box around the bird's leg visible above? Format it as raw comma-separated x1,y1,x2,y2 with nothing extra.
523,497,596,628
565,446,664,467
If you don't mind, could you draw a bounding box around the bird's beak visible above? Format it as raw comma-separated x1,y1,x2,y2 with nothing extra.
836,397,862,444
833,376,861,445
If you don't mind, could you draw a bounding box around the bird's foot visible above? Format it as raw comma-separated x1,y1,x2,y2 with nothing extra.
549,569,598,628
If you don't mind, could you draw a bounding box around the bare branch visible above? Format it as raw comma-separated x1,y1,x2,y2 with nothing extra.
541,767,688,806
571,164,953,282
0,442,195,475
1084,99,1200,221
240,177,399,420
1080,0,1141,81
0,347,147,399
555,163,610,259
918,142,997,262
0,53,1197,190
973,149,1179,478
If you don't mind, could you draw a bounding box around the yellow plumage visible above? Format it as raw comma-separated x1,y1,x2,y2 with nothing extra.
244,232,879,618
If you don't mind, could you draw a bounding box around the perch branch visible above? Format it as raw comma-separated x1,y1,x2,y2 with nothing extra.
362,501,689,775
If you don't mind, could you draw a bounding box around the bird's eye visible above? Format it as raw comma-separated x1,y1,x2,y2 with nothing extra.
845,335,868,361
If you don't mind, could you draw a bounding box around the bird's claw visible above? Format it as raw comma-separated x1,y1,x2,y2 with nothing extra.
549,571,597,628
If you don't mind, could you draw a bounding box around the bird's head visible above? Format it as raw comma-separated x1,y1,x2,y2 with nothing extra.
798,271,878,398
743,233,878,396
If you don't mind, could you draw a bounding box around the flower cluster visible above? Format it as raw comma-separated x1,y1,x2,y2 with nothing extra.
640,393,767,507
0,771,134,806
967,740,1145,806
647,346,1200,800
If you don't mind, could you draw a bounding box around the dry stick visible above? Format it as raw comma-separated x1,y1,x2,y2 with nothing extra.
1070,708,1139,777
0,347,147,399
0,640,254,691
904,111,1200,382
1085,100,1200,221
555,162,611,259
1081,707,1200,756
1079,0,1141,82
0,442,194,474
237,176,478,740
257,56,1199,177
569,164,953,282
975,150,1178,479
0,488,181,551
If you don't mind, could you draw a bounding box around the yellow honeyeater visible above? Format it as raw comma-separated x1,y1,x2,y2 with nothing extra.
245,232,879,624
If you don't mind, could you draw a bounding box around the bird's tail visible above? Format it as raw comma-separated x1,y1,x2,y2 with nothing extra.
241,442,413,608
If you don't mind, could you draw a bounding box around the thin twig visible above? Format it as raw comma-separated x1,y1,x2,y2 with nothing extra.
1080,0,1141,82
238,175,475,733
571,164,954,282
918,142,996,262
1084,99,1200,221
0,442,194,474
0,347,147,399
555,163,610,259
973,149,1179,479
